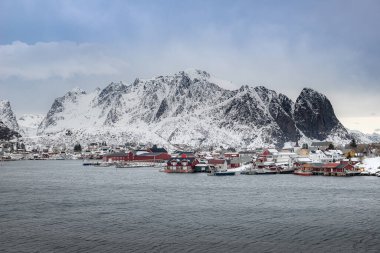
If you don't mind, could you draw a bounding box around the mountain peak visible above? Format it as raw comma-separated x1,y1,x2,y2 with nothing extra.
238,85,251,92
70,87,86,94
181,69,211,80
299,87,326,98
0,99,10,106
294,87,348,140
99,82,127,98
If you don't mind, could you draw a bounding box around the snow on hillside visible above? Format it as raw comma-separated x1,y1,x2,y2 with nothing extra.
18,114,44,137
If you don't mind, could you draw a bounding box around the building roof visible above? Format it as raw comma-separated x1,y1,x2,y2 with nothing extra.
296,157,312,162
335,163,352,169
104,152,127,157
149,145,168,153
267,149,279,153
239,151,256,154
168,157,196,163
137,152,168,157
207,159,225,164
323,162,340,168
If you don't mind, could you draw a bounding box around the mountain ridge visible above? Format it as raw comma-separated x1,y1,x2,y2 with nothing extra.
34,69,350,148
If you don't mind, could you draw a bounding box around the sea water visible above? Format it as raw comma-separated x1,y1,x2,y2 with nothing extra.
1,160,379,252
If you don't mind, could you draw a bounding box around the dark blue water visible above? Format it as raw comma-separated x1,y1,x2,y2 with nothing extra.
1,160,379,252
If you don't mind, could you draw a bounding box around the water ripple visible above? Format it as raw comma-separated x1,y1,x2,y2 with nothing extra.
1,161,380,252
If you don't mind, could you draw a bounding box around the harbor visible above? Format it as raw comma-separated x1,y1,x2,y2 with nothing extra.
74,142,380,178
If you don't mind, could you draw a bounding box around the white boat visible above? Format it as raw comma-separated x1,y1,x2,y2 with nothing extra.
276,164,295,174
115,161,161,168
251,161,278,174
360,171,370,176
94,162,113,167
207,162,236,176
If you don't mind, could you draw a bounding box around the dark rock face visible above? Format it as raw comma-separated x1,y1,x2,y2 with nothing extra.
294,88,348,140
155,99,168,120
256,87,299,142
269,101,299,142
43,99,64,128
97,82,127,107
222,92,270,126
0,121,21,140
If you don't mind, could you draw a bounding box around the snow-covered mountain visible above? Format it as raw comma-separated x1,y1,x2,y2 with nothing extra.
0,100,19,131
349,130,380,144
37,69,351,148
18,114,44,137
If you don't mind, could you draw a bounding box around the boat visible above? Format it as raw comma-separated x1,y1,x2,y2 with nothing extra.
293,169,313,176
240,169,256,175
82,161,100,166
254,167,278,175
293,168,313,176
115,162,155,168
94,162,113,167
360,171,370,176
207,163,236,176
276,163,295,174
252,162,278,174
210,169,236,176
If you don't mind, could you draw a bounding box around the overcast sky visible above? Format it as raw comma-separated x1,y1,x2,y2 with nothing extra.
1,0,379,133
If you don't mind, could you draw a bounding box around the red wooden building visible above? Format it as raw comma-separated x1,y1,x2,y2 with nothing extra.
164,157,198,173
103,150,171,163
297,161,359,176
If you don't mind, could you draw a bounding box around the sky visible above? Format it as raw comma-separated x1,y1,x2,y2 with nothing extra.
0,0,379,133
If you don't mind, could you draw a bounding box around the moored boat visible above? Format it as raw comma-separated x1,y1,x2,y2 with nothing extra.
277,164,295,174
207,163,236,176
82,161,101,166
211,170,236,176
94,162,113,167
293,169,313,176
252,161,278,174
115,162,158,168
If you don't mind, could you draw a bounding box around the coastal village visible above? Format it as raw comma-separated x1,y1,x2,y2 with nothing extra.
1,139,380,177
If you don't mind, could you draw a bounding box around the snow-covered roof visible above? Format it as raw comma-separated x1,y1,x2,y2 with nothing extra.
296,157,312,162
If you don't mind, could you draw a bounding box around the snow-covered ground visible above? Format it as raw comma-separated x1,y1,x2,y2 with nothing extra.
357,157,380,173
